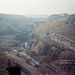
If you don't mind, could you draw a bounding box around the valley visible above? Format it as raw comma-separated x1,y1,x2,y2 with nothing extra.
0,13,75,75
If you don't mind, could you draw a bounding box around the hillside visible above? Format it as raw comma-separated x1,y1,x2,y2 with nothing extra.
29,14,75,75
0,50,8,75
0,13,36,35
35,14,75,41
0,13,38,49
29,40,75,75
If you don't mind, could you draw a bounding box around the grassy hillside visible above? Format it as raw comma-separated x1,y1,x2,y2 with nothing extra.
0,13,39,49
0,20,18,35
0,13,36,35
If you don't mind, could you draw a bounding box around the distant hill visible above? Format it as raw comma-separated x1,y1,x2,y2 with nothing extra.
47,13,69,21
26,15,49,22
0,13,35,35
35,14,75,41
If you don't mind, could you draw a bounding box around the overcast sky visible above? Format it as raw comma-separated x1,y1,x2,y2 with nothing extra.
0,0,75,15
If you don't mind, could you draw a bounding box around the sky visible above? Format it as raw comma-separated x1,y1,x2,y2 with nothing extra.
0,0,75,15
